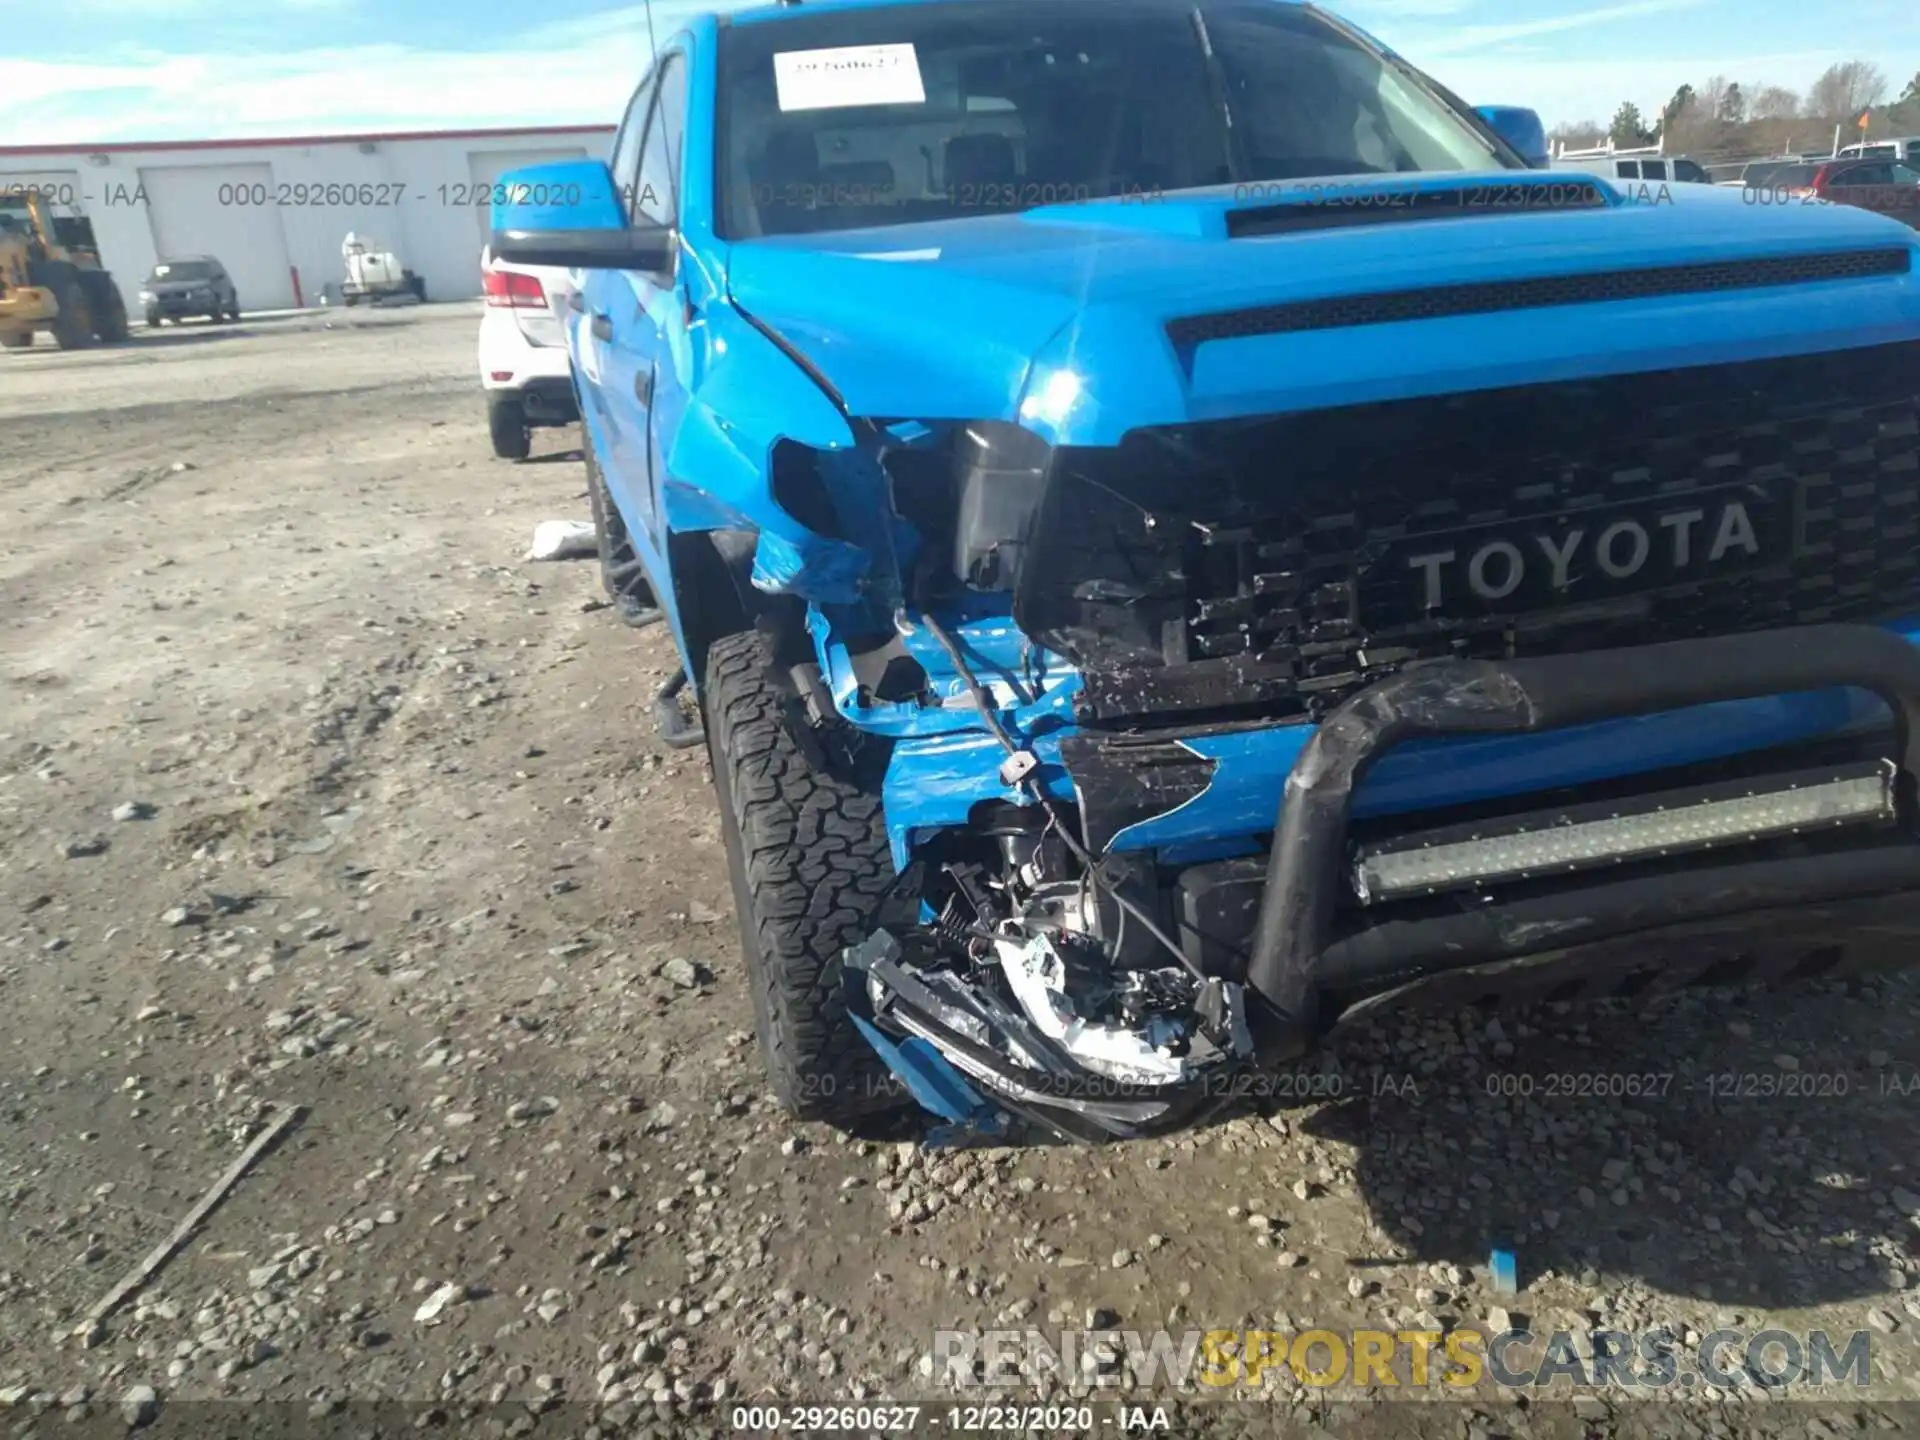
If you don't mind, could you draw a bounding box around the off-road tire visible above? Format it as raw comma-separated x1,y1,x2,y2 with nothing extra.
144,308,161,328
488,397,531,460
92,284,129,344
228,302,242,322
706,628,900,1125
49,278,94,350
0,332,30,351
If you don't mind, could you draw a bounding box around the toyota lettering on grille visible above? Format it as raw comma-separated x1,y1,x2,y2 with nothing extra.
1379,491,1793,618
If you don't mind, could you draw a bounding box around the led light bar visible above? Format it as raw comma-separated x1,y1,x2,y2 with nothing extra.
1352,760,1899,904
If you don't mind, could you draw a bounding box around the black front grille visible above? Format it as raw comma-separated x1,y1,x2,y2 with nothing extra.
1166,248,1911,346
1017,341,1920,725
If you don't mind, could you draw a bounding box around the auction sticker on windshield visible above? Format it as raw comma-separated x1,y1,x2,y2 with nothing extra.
773,43,926,111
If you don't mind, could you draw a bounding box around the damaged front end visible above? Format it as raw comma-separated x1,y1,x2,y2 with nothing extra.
714,407,1271,1142
742,335,1920,1145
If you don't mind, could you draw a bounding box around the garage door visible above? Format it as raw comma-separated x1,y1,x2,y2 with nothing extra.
0,168,86,210
465,148,591,243
139,163,295,309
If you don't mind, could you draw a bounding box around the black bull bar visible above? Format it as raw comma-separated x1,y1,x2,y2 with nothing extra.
1246,623,1920,1055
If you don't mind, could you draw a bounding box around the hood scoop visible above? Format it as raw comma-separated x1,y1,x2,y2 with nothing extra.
1224,178,1609,239
1168,246,1913,348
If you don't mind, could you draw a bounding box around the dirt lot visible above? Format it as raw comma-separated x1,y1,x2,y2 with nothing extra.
2,308,1918,1438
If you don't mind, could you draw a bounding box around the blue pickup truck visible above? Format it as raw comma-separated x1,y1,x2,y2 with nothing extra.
494,0,1920,1143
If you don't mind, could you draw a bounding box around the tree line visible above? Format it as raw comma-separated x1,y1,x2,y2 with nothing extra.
1550,62,1920,160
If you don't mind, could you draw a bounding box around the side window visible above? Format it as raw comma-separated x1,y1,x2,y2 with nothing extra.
1615,161,1638,179
656,55,688,225
609,71,657,219
1891,163,1920,185
634,53,685,232
1639,160,1666,180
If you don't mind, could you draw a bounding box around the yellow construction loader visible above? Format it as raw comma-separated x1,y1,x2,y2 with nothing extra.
0,188,129,351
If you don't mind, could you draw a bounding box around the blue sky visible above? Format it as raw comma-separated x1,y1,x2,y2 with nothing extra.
3,0,1916,147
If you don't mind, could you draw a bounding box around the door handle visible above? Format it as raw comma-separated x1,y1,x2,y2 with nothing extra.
591,314,613,342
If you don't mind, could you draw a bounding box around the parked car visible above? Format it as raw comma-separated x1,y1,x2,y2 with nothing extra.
1745,159,1920,226
1814,158,1920,225
138,256,239,326
477,244,579,460
1722,158,1806,189
494,0,1920,1144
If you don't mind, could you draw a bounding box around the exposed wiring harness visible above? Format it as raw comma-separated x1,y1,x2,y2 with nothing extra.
899,608,1206,981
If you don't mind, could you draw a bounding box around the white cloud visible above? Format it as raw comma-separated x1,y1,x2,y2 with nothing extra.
1417,0,1712,57
1346,0,1479,17
521,0,718,49
0,0,743,145
43,0,347,11
0,44,644,145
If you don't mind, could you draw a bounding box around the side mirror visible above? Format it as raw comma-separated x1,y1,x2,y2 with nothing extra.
488,160,674,272
1476,105,1550,169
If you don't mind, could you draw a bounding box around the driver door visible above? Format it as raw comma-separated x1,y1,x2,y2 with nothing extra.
581,52,687,588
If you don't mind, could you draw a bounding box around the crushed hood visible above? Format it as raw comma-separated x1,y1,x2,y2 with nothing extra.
722,171,1920,445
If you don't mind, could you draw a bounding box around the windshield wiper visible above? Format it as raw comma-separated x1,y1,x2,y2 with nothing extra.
1190,6,1244,185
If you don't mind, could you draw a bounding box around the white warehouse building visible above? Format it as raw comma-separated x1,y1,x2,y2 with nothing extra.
0,125,615,318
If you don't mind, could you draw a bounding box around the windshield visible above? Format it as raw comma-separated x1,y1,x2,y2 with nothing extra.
1740,160,1796,185
152,261,214,281
1756,164,1821,191
716,0,1515,238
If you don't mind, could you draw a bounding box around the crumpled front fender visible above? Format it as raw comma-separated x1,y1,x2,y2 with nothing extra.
661,300,870,604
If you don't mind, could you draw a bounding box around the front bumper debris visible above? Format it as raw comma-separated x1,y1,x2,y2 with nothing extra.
845,932,1252,1143
853,624,1920,1141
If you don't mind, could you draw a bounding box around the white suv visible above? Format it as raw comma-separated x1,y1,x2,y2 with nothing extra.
1838,137,1920,165
478,246,579,460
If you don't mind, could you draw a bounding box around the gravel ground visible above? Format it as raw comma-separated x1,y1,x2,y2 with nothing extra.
2,308,1917,1438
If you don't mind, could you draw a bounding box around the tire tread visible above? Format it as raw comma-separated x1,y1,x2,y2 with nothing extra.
705,628,896,1124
